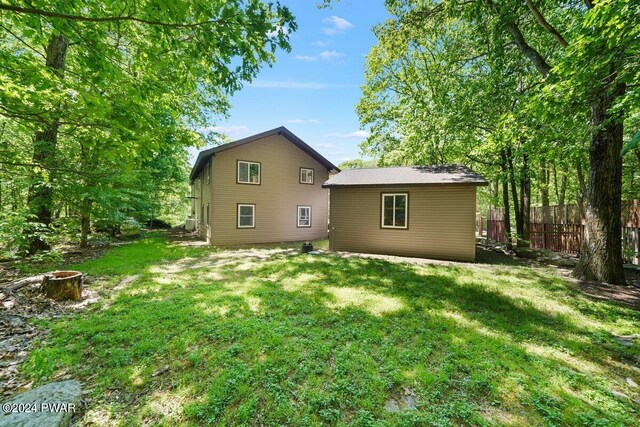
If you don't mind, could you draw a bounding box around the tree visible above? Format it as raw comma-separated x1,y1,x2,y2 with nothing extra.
0,0,296,253
358,0,639,284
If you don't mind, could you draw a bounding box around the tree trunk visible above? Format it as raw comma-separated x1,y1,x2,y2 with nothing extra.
576,160,587,217
574,81,625,284
25,34,69,254
520,152,531,246
553,163,567,206
558,171,567,206
506,145,521,237
540,159,550,206
500,150,512,249
80,211,91,248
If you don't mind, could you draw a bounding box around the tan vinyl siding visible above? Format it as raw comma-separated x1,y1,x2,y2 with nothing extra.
329,185,477,262
210,134,329,245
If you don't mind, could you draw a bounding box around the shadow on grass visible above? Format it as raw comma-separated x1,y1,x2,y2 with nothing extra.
20,238,640,426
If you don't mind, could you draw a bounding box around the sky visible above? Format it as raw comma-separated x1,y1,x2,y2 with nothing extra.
192,0,390,166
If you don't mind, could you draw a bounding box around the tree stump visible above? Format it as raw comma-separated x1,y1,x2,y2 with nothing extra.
41,271,83,301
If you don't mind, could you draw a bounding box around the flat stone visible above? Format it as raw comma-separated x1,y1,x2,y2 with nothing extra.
627,377,638,388
385,387,418,412
384,399,400,412
1,380,81,427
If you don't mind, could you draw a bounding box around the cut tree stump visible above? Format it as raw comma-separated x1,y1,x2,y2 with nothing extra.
41,271,83,301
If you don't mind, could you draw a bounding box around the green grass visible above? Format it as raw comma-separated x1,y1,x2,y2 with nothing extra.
20,233,640,426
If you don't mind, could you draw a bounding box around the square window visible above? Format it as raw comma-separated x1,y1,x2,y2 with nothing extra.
237,161,260,184
238,204,255,228
381,194,408,229
300,168,314,184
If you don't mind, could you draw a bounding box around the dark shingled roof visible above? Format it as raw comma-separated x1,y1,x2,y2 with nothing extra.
190,126,339,182
322,165,488,188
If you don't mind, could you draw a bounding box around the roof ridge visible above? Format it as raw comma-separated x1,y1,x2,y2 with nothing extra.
345,164,469,171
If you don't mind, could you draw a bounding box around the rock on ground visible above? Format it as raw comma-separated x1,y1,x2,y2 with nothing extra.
0,380,81,427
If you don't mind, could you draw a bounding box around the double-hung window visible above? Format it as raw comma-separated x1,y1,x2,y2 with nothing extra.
237,204,255,228
237,161,260,184
300,168,314,184
297,206,311,227
381,193,408,229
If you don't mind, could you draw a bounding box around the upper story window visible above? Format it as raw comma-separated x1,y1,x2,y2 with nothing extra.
381,193,408,229
300,167,314,184
237,160,260,184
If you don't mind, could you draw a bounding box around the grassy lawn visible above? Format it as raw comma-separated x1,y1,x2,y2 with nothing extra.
19,233,640,426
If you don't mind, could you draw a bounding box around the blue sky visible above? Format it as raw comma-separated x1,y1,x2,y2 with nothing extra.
193,0,389,166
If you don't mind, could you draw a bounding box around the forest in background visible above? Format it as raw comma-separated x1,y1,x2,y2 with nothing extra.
0,0,295,257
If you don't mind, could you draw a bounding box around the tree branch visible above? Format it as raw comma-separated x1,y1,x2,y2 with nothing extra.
525,0,568,48
466,153,498,167
484,0,552,76
0,3,229,29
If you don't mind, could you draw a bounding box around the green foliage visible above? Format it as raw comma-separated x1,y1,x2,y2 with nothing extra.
0,1,296,251
21,234,640,425
338,158,379,169
621,131,640,157
356,0,640,217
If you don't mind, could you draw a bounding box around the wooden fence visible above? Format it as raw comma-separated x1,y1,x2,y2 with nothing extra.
487,200,640,264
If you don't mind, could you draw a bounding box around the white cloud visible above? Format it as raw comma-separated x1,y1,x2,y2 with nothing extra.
328,130,371,138
319,51,345,60
314,40,329,47
249,80,357,90
295,55,319,62
322,16,354,36
196,125,248,136
294,51,346,62
287,119,320,124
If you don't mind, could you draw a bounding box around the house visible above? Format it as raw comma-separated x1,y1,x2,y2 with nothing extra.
190,127,339,245
322,165,488,262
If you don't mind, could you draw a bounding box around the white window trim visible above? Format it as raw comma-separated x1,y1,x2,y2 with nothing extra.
237,204,255,228
300,168,314,184
381,193,408,229
297,205,312,228
237,161,261,185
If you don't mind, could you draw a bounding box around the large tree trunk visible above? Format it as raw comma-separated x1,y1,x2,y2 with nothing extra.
25,34,68,254
574,81,625,284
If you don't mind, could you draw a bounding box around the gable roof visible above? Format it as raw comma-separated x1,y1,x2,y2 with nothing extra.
190,126,339,182
322,165,488,188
